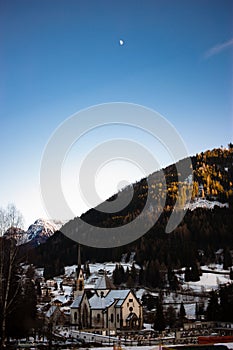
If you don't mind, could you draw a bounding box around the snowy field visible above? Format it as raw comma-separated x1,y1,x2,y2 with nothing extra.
179,271,231,292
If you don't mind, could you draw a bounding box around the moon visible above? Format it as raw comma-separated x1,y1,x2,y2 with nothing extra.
119,39,124,46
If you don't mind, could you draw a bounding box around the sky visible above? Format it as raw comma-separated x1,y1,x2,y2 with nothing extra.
0,0,233,228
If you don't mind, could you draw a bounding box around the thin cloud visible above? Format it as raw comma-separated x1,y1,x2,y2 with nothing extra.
204,37,233,59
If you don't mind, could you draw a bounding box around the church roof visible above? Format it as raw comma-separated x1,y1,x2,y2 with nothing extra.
71,289,135,311
70,295,83,309
106,289,130,300
89,293,110,309
88,289,131,310
95,273,115,290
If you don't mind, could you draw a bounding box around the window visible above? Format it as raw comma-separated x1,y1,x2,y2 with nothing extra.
117,314,119,322
129,298,133,302
97,313,100,323
74,312,77,322
111,313,114,323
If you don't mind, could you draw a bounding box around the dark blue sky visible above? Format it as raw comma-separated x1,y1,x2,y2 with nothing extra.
0,0,232,225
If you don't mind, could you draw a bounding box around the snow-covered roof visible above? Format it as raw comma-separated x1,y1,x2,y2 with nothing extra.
89,294,109,309
95,274,115,290
45,305,58,318
70,295,83,308
88,289,131,310
106,289,130,300
115,299,124,307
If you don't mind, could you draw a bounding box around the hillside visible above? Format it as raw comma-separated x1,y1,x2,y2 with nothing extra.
26,146,233,273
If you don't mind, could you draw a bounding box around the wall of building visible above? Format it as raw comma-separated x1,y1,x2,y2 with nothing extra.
121,291,142,328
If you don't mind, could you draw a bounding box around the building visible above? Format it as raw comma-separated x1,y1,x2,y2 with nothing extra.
70,245,143,334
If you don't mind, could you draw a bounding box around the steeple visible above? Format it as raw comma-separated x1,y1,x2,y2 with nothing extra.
74,244,84,298
77,243,81,267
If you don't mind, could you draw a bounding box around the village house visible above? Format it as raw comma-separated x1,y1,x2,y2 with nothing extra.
45,305,65,325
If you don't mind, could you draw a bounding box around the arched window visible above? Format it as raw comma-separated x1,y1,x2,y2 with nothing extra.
74,312,77,323
111,313,114,323
97,313,100,322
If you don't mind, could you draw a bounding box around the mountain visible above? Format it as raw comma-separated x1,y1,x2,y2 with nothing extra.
25,146,233,270
4,218,63,247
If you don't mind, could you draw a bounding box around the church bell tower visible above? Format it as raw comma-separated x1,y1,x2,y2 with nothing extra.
74,244,84,297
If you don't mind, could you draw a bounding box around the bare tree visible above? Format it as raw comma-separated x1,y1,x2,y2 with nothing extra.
0,204,24,348
0,238,22,348
0,204,24,236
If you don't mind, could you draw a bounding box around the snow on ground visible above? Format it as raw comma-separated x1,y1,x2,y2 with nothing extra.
179,272,231,292
50,278,73,304
163,291,199,304
136,288,148,300
216,343,233,349
202,264,232,274
184,198,228,211
88,261,140,276
64,265,76,276
144,323,153,330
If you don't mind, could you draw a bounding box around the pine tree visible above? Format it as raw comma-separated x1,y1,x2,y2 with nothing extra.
154,296,165,332
166,305,176,328
219,284,233,322
118,264,126,283
184,267,191,282
230,268,233,280
168,266,179,290
35,279,42,297
206,291,220,321
43,264,54,280
130,263,137,282
126,275,134,288
179,302,186,319
113,264,120,285
223,248,232,270
191,262,200,282
139,267,145,285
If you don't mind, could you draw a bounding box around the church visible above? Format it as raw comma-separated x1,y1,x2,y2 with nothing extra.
70,246,143,334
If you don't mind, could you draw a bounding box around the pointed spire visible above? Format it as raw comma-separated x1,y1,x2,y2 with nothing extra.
77,243,81,267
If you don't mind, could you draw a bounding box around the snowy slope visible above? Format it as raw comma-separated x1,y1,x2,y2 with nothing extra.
184,198,228,211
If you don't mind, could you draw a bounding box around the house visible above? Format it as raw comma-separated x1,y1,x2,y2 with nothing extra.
45,305,64,325
70,245,143,334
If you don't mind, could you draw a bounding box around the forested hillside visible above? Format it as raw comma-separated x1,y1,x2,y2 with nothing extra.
26,145,233,279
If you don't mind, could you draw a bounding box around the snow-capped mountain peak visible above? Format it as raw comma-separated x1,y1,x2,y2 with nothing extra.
4,218,63,246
